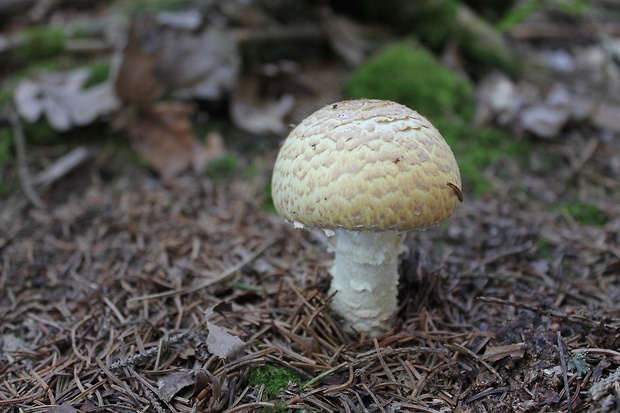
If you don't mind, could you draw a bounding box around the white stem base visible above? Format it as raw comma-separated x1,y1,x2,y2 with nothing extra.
329,230,406,336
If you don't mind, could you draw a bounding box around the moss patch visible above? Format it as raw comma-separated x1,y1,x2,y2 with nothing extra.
0,128,15,197
550,203,607,227
357,0,458,47
437,121,530,196
206,154,239,180
18,26,65,62
345,42,529,196
262,180,276,213
345,42,474,121
246,364,301,399
84,61,112,87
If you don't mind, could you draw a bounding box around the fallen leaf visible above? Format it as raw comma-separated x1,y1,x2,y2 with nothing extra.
211,301,233,316
13,79,41,121
127,102,223,178
474,72,520,127
158,25,240,100
483,343,525,362
114,15,165,108
157,371,197,403
519,104,570,138
206,323,245,359
230,70,295,135
116,15,240,103
127,102,196,178
14,69,119,131
204,303,245,359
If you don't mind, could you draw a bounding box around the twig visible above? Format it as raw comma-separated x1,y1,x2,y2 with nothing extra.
129,240,275,301
464,387,511,404
360,382,387,413
130,369,177,413
469,241,533,271
110,331,190,370
29,370,54,405
0,144,93,226
557,331,573,413
30,146,93,187
70,315,93,365
572,348,620,358
323,365,355,393
0,390,46,406
303,362,347,388
447,343,502,382
225,402,276,412
8,107,45,209
478,297,617,332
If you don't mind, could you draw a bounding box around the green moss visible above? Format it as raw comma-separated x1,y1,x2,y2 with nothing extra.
120,0,195,14
359,0,458,47
355,0,517,75
207,154,239,180
498,0,589,32
557,0,590,15
497,1,543,32
0,128,15,197
345,42,528,197
84,61,112,87
437,120,530,196
261,401,288,413
536,238,554,260
550,203,607,227
23,120,64,145
246,364,301,399
262,180,276,213
19,26,65,62
345,42,474,121
0,88,13,107
458,29,517,76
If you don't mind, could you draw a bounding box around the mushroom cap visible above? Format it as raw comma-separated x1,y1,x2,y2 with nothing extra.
271,99,462,231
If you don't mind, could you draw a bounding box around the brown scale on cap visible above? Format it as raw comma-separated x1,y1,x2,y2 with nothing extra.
272,99,462,231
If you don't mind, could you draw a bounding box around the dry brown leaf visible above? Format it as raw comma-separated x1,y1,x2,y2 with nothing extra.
483,343,525,362
116,14,240,104
114,16,165,108
127,102,195,179
204,304,245,359
157,370,197,403
127,102,225,178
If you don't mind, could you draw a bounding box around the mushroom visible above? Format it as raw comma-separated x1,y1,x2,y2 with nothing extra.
271,99,462,336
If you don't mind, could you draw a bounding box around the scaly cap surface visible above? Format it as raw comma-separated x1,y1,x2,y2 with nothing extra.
271,99,462,230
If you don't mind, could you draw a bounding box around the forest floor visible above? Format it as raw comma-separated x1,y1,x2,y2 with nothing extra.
2,2,620,413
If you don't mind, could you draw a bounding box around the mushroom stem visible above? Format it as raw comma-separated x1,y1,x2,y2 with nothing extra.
329,230,406,336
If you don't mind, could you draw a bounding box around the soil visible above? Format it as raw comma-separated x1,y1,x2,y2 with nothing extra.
2,2,620,412
2,124,620,413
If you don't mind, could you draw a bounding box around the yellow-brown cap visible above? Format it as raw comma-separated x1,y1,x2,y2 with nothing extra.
271,99,462,231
